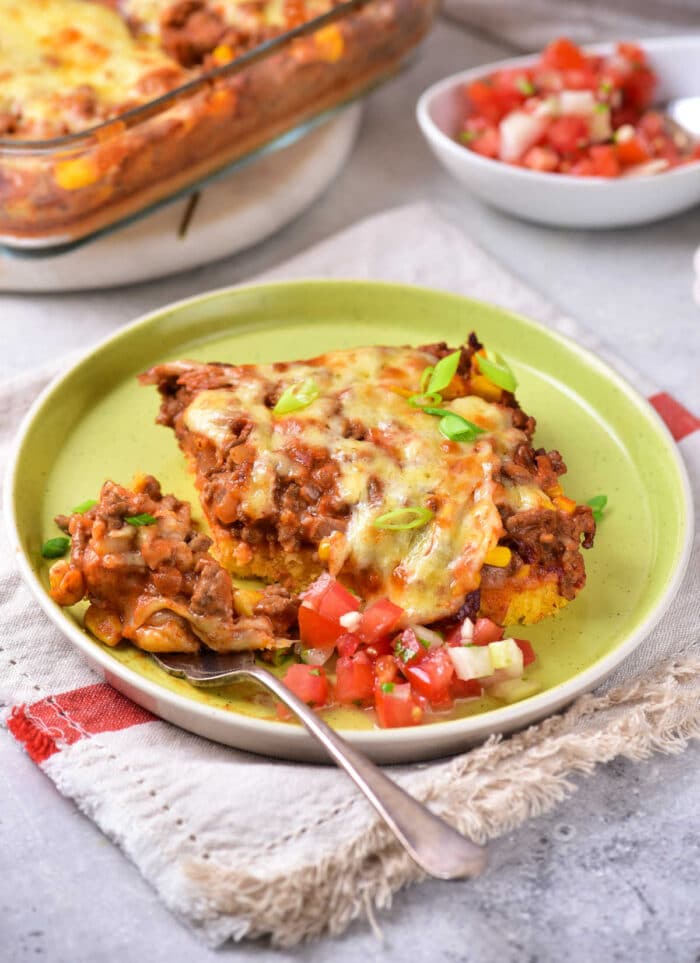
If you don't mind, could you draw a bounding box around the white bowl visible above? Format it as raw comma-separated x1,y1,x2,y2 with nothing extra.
416,36,700,229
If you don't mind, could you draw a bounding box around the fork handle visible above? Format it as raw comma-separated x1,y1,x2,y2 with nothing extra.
248,665,487,880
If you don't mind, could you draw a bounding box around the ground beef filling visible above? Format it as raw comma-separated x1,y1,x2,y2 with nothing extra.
49,476,295,652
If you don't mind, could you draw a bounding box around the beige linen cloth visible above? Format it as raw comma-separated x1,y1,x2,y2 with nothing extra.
442,0,700,49
1,204,699,947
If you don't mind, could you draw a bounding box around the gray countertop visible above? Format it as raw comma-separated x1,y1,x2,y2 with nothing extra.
2,19,699,963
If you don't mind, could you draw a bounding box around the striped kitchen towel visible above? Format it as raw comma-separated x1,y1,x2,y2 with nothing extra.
1,203,699,947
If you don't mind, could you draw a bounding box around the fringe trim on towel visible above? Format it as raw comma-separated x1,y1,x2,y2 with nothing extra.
174,653,700,947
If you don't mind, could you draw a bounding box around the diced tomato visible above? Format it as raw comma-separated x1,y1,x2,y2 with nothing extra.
357,598,404,645
298,603,344,648
621,67,656,110
280,664,329,713
445,625,464,647
570,157,596,176
301,574,359,620
392,628,424,667
471,127,501,159
300,572,334,606
522,146,559,172
375,682,424,728
540,38,587,72
466,79,512,124
638,110,664,140
473,617,504,646
546,116,589,154
335,652,374,706
451,678,483,700
404,647,455,706
615,134,650,166
336,632,360,658
616,41,646,66
365,635,394,660
515,638,537,667
590,144,620,177
374,654,399,685
318,582,360,621
559,67,597,91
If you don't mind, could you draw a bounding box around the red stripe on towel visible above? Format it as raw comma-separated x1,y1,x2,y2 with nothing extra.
7,683,155,762
649,392,700,442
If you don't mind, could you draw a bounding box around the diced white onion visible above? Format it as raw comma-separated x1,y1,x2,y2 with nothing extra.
339,611,361,631
487,638,524,678
299,646,333,666
558,90,596,116
460,617,474,643
448,646,493,680
412,625,444,649
499,111,549,162
590,107,612,143
614,123,635,144
533,96,560,118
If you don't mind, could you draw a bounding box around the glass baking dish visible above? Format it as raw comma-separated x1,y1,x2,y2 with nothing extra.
0,0,436,256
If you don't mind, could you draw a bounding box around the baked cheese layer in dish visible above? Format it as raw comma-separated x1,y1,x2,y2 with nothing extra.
0,0,339,139
141,335,595,628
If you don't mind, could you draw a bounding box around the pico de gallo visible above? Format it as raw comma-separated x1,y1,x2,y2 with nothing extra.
273,573,539,728
458,37,699,177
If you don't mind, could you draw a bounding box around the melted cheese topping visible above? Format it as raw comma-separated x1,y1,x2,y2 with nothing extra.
0,1,174,130
180,345,549,623
0,0,334,137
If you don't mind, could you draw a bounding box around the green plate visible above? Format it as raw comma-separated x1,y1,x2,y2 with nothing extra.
5,281,692,763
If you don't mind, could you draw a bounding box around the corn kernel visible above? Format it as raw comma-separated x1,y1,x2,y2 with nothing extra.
84,605,123,647
554,495,577,515
484,545,512,567
315,24,344,63
212,44,234,65
234,588,263,617
388,385,413,399
54,157,99,191
470,374,502,402
318,538,332,562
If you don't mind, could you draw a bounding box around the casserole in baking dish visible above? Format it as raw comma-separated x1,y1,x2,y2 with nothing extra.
0,0,436,249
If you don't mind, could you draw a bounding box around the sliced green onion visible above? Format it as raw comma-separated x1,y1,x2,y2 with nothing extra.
587,494,608,523
422,406,453,418
408,392,442,409
373,506,434,531
419,366,434,394
459,130,477,144
125,513,157,527
380,682,395,694
594,102,610,114
439,413,485,443
599,79,613,94
273,378,320,416
426,350,461,395
517,77,535,96
72,498,97,514
476,353,517,393
42,536,70,559
309,668,321,677
394,641,414,664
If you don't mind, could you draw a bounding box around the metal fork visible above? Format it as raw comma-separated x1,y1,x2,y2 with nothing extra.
151,649,487,880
